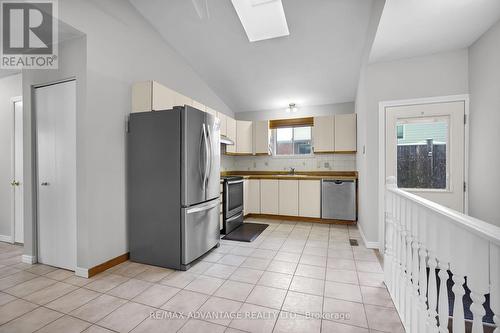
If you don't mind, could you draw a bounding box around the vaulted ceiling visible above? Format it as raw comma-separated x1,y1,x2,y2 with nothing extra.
370,0,500,63
130,0,373,112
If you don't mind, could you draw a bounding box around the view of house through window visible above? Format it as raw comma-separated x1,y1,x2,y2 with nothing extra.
396,118,449,190
271,126,312,155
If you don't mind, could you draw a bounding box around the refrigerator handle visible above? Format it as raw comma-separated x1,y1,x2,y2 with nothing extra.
186,199,220,214
202,123,210,189
200,124,207,192
206,124,213,182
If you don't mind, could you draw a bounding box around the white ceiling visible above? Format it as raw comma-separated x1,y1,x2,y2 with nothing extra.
370,0,500,63
130,0,373,112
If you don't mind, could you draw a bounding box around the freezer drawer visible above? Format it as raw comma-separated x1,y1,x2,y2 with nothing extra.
181,199,220,267
321,179,356,221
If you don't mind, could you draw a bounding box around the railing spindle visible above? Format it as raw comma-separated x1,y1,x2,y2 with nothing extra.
451,273,466,333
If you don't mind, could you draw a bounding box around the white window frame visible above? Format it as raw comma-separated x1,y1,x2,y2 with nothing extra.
271,126,313,158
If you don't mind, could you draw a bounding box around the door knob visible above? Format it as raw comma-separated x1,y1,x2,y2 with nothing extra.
41,182,49,186
10,180,20,186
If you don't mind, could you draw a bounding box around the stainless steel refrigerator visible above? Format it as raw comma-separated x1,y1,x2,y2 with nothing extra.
127,106,220,270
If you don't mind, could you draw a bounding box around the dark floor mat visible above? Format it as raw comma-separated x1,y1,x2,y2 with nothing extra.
222,223,269,242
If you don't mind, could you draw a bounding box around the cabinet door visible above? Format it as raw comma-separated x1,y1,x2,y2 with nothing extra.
254,121,269,155
279,180,298,216
192,100,207,113
205,106,217,117
260,180,279,215
299,180,321,218
248,179,260,214
174,92,193,107
243,179,249,216
236,120,253,154
313,116,335,153
226,117,236,153
132,81,152,113
218,113,227,136
152,81,176,111
334,114,357,152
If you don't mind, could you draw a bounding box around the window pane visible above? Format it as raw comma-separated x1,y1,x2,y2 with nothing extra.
396,119,448,189
293,127,311,140
276,128,293,142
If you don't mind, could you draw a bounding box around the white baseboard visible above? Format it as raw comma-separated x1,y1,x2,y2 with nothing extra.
22,255,36,264
358,224,380,249
75,267,89,278
0,234,13,243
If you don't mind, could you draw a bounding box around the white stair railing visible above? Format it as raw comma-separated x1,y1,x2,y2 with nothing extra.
384,177,500,333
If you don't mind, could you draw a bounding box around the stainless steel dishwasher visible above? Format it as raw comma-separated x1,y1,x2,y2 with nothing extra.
321,179,356,221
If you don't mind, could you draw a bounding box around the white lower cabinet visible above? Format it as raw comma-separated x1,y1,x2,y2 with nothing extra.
243,179,249,215
279,180,299,216
299,180,321,218
260,180,279,215
247,179,261,214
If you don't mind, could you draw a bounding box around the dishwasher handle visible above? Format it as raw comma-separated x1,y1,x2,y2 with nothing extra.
323,179,354,185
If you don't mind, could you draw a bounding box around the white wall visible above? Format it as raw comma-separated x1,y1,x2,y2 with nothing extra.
0,74,22,239
468,19,500,227
235,102,354,121
21,0,234,270
356,49,469,245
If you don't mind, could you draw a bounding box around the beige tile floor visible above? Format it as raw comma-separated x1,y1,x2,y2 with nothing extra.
0,219,404,333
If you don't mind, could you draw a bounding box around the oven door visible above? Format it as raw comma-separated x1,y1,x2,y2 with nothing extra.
225,179,244,218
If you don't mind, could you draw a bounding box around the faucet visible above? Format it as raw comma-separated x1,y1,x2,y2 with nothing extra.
289,167,296,175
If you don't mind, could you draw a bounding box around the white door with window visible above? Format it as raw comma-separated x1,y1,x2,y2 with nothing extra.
36,80,77,270
12,98,24,244
386,101,465,212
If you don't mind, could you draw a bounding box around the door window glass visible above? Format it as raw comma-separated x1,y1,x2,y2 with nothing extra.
396,117,449,190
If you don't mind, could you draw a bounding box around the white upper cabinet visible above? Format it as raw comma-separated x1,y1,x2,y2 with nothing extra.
260,180,279,215
298,180,321,218
313,115,335,153
132,81,153,112
174,93,193,108
205,106,217,116
132,81,177,112
334,114,357,152
226,117,237,153
279,180,299,216
152,81,176,111
192,100,207,112
254,121,269,155
218,113,227,136
236,120,253,154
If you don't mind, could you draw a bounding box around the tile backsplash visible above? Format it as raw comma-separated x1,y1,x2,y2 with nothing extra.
221,154,356,172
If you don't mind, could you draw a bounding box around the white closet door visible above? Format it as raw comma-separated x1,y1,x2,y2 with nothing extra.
14,100,24,243
36,80,77,270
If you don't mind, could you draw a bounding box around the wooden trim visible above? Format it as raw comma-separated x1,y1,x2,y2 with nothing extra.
254,153,270,156
333,150,357,154
224,152,253,156
88,253,129,277
246,214,357,225
269,117,314,129
222,170,358,178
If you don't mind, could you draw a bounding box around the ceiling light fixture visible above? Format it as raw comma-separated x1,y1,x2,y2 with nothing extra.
231,0,289,42
286,103,297,113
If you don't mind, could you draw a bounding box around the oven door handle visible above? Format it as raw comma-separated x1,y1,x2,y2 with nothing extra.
226,211,243,222
227,179,244,185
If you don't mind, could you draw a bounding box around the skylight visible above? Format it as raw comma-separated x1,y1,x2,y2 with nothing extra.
231,0,290,42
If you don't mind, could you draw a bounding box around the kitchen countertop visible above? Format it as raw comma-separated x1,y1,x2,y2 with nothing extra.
220,171,358,181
